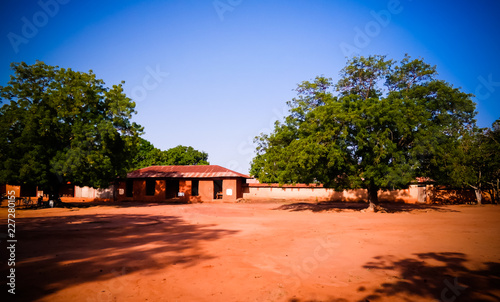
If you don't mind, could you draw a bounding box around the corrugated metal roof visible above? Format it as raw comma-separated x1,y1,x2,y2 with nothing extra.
127,165,250,179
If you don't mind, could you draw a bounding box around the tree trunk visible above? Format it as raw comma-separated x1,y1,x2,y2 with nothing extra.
112,180,118,202
367,186,379,211
496,179,500,204
474,188,482,205
48,180,61,207
469,172,482,205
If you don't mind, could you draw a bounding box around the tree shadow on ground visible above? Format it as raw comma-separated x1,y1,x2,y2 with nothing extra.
289,299,349,302
359,252,500,301
289,253,500,302
275,202,459,213
0,214,238,301
9,200,191,210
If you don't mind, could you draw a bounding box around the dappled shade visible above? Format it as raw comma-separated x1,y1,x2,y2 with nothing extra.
9,213,238,301
275,202,459,213
359,252,500,301
287,253,500,301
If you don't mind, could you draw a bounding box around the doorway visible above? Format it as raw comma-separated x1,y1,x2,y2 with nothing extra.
417,185,427,203
214,180,223,199
165,179,180,199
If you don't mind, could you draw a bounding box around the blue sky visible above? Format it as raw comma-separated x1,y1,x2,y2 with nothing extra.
1,0,499,174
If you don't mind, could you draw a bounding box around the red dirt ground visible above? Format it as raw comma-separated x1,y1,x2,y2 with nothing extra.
1,201,499,302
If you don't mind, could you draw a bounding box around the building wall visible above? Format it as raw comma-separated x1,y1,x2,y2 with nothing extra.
74,185,115,199
113,178,245,202
199,178,243,201
59,184,74,197
427,186,478,204
179,180,191,202
115,179,203,202
6,185,21,198
128,179,167,202
241,184,491,204
199,179,214,201
36,179,488,204
116,181,127,201
110,178,490,204
242,185,422,203
222,178,242,201
4,184,41,198
236,178,243,199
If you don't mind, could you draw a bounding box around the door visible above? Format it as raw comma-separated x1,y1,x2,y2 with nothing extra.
417,185,427,203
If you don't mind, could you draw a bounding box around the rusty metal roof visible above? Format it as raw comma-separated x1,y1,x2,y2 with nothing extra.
127,165,250,179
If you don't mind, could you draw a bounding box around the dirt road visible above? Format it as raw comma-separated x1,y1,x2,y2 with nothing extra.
1,202,499,301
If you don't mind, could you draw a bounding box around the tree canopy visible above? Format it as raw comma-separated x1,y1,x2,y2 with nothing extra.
131,138,209,170
0,61,143,196
250,55,479,208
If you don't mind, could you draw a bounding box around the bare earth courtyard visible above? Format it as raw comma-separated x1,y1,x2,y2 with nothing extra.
1,201,499,302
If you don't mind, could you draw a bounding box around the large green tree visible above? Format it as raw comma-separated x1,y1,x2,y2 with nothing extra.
131,138,209,170
0,61,143,198
250,55,477,210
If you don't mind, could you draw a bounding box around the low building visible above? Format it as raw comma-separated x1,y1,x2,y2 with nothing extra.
1,167,482,204
115,165,249,202
243,182,425,203
1,184,39,198
242,180,480,204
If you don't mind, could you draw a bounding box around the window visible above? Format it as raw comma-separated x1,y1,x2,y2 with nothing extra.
126,180,133,197
192,180,199,196
146,179,156,196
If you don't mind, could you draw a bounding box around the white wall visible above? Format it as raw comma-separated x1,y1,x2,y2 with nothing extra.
74,185,114,199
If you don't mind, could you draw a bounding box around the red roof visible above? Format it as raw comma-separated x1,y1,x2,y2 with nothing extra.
127,165,249,179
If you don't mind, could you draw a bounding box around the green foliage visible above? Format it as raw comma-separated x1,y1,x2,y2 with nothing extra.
485,120,500,203
250,55,477,204
131,138,209,170
436,120,500,203
0,61,143,194
486,120,500,182
130,138,157,169
164,145,209,166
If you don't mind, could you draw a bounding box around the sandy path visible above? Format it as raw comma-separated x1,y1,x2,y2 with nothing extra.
1,202,499,301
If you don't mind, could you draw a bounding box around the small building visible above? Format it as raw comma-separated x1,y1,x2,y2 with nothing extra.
115,165,249,202
1,184,39,198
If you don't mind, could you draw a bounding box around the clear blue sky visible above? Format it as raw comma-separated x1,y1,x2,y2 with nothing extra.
1,0,499,174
